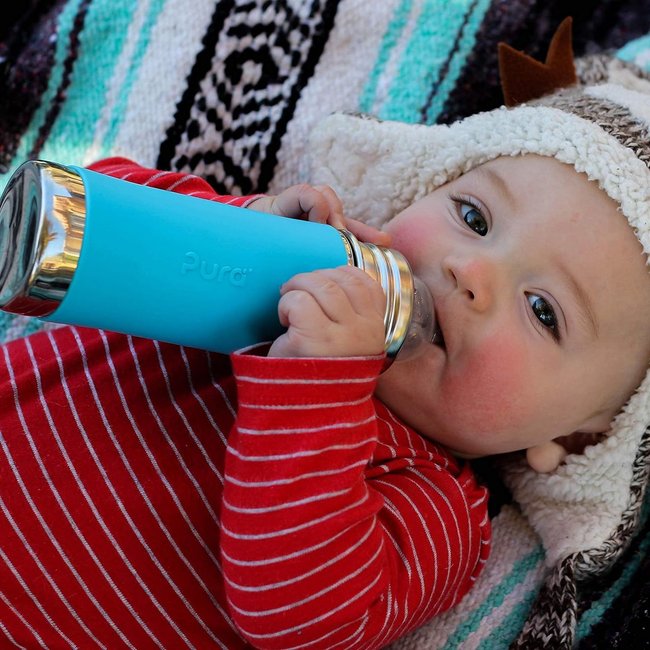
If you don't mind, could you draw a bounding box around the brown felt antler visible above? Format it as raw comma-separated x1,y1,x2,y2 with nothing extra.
498,16,577,107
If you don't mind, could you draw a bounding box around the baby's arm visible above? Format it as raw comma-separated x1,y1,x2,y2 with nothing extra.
87,157,259,206
221,354,490,649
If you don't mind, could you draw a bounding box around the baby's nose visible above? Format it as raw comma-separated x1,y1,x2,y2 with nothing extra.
445,256,497,312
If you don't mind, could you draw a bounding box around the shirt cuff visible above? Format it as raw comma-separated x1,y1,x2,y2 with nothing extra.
230,352,386,405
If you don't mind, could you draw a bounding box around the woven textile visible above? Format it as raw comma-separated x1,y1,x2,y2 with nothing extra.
1,2,650,648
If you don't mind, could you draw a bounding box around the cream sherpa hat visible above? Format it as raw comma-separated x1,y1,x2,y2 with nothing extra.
309,18,650,646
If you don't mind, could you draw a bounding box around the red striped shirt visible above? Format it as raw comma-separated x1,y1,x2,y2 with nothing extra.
0,160,490,649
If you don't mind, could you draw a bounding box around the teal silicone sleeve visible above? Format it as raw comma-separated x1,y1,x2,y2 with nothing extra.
45,166,349,352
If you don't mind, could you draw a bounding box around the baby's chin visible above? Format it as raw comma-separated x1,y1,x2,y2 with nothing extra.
407,422,489,459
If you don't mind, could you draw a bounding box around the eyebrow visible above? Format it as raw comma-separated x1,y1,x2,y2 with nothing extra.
556,259,599,339
474,166,518,209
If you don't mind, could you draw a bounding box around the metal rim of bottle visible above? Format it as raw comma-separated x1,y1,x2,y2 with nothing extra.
0,160,86,317
338,229,414,359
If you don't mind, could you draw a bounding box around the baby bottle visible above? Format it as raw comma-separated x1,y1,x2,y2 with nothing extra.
0,160,435,360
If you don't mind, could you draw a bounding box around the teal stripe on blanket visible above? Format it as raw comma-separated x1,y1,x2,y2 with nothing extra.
575,492,650,641
99,0,169,157
37,0,138,165
1,0,85,190
617,33,650,71
366,0,490,124
420,0,491,124
475,581,540,650
442,545,544,648
0,1,157,343
358,0,413,115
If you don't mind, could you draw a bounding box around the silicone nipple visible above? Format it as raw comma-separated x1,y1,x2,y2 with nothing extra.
396,276,436,361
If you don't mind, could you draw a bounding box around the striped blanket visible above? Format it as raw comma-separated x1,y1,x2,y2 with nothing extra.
2,1,650,648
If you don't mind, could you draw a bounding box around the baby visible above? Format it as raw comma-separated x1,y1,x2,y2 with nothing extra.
0,157,491,650
252,151,650,475
2,24,650,650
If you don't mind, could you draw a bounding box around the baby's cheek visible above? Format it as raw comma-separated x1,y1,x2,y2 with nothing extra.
387,215,439,261
444,334,531,432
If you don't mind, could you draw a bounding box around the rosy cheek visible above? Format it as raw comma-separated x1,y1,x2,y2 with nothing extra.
387,215,438,262
442,331,531,432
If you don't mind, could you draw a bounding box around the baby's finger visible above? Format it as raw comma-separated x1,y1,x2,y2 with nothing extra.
271,289,333,358
344,217,392,247
280,270,357,324
276,288,328,330
316,267,387,318
311,185,345,228
271,184,316,219
273,184,343,226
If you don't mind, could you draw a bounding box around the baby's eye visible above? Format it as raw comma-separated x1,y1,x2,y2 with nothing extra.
527,293,560,340
459,202,488,236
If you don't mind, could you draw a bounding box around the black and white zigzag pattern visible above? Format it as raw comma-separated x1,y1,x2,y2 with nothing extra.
158,0,339,195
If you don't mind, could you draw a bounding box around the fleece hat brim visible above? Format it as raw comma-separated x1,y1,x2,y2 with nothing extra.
309,72,650,568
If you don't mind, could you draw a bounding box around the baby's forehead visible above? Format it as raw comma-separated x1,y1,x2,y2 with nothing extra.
460,153,580,177
449,154,619,208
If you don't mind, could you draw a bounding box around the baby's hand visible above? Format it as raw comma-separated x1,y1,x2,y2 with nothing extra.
248,184,391,247
248,184,345,227
268,266,386,359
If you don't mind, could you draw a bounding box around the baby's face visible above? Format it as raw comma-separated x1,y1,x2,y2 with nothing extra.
376,155,650,458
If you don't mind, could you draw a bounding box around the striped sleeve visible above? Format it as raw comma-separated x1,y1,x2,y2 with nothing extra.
221,353,490,650
87,157,263,207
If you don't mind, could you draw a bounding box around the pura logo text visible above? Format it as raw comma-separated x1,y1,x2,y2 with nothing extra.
181,251,251,286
